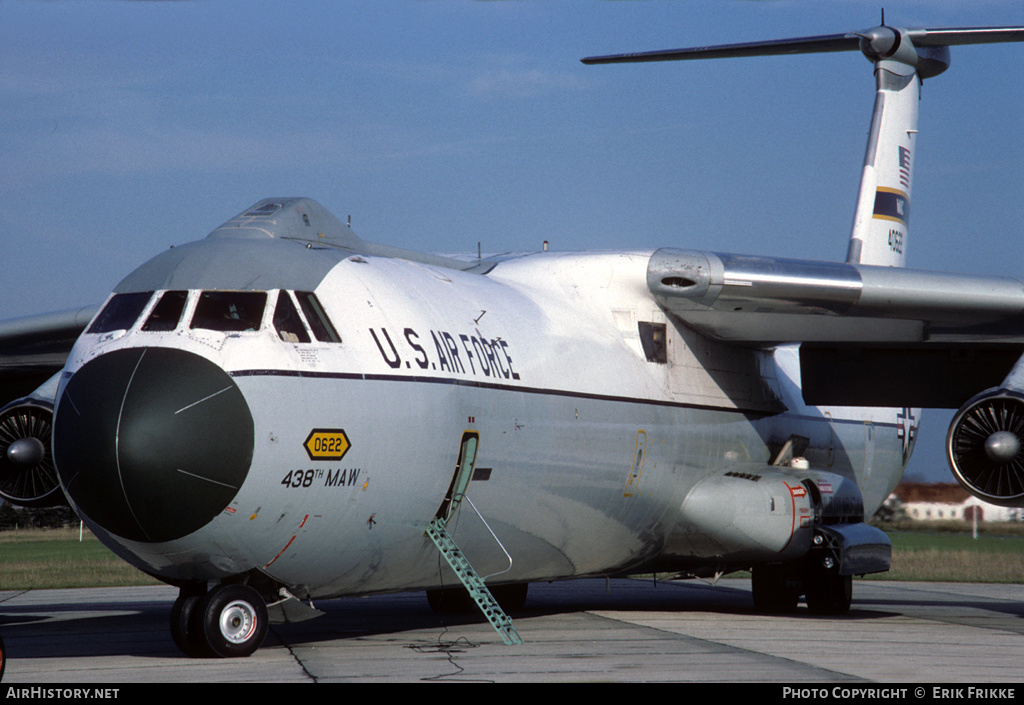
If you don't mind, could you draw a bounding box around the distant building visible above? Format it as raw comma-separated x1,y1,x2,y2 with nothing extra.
887,482,1023,523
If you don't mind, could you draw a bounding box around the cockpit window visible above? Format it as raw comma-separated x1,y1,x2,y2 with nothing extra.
87,292,153,334
190,291,267,332
273,291,311,343
142,290,188,332
294,291,341,343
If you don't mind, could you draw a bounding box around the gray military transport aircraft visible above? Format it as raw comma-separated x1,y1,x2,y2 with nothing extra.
1,22,1023,658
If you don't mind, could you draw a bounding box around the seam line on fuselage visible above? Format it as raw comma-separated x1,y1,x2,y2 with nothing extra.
229,368,767,414
229,368,902,428
230,368,905,430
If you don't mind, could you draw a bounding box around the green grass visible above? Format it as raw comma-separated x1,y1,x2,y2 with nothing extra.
868,523,1024,583
0,527,161,590
0,524,1022,590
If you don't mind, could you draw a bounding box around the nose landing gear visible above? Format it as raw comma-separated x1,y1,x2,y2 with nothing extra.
170,583,268,658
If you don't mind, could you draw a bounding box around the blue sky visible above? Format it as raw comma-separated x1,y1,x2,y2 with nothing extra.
2,0,1022,482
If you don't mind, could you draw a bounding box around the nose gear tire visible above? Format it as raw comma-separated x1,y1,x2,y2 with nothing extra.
199,585,268,658
171,584,268,658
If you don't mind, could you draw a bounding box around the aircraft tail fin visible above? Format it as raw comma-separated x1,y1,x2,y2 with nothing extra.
582,24,1024,269
845,61,919,267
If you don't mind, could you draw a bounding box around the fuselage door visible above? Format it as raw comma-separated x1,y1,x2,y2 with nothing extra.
436,431,479,525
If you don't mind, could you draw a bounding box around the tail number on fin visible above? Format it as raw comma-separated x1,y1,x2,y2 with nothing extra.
888,228,904,255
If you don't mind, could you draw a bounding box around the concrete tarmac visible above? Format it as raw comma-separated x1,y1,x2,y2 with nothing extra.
0,578,1022,683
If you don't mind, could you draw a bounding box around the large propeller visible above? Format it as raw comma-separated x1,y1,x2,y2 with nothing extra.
947,390,1024,507
0,399,65,507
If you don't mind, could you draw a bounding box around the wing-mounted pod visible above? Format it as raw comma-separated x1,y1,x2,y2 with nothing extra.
0,373,66,507
947,355,1024,507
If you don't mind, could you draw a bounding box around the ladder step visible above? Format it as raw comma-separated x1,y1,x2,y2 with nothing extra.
426,518,523,645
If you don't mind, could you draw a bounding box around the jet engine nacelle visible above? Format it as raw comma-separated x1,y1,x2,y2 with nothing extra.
0,396,66,507
947,388,1024,507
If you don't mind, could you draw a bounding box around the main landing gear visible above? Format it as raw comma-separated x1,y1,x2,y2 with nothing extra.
170,583,269,658
749,519,890,617
752,550,853,616
752,560,852,615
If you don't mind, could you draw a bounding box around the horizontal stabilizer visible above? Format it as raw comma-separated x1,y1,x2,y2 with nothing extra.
581,33,858,64
582,25,1024,65
585,24,1024,273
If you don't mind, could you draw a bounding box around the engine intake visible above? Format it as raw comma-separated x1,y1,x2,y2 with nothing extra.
947,389,1024,507
0,398,66,507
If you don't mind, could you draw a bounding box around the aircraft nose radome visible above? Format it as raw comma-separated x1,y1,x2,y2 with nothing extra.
53,347,253,544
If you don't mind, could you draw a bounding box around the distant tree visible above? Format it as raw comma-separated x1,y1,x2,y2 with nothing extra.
873,493,907,523
0,503,76,530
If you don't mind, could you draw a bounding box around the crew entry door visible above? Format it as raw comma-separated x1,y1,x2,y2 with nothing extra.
435,431,479,525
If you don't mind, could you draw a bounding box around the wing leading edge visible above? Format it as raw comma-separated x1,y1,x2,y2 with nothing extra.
648,249,1024,344
0,306,99,400
648,249,1024,407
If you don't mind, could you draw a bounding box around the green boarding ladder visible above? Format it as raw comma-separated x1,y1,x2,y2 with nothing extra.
425,431,522,645
425,517,523,645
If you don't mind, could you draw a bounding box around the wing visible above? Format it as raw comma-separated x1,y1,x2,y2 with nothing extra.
0,306,99,402
647,249,1024,407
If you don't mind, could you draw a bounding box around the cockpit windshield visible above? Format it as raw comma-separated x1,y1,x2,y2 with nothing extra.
86,289,336,342
190,291,267,332
273,292,311,343
142,290,188,332
295,291,341,343
273,290,340,344
87,292,153,334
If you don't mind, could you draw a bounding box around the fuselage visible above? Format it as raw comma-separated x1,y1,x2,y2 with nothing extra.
50,200,915,601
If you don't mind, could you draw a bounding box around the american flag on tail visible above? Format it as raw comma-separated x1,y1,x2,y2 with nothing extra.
898,146,911,189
